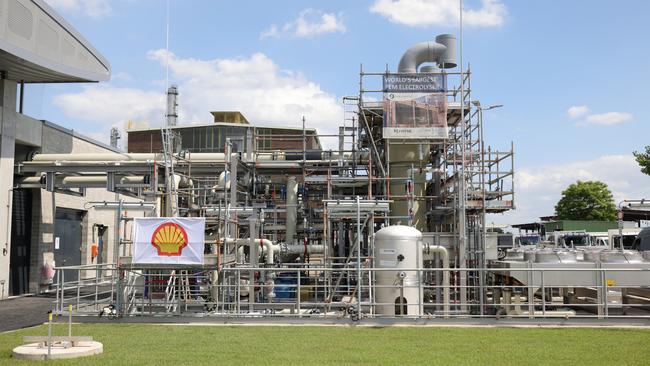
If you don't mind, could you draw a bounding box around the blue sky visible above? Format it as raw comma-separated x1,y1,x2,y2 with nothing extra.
31,0,650,224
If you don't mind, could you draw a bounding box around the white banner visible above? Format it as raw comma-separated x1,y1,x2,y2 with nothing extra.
132,218,205,265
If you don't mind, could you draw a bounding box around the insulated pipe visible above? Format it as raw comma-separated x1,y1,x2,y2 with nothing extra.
284,244,326,255
216,171,230,190
31,153,161,161
172,174,193,190
225,238,278,264
60,176,148,186
422,243,450,316
30,151,368,164
18,177,42,185
31,152,224,162
285,177,298,244
228,238,277,301
18,175,149,188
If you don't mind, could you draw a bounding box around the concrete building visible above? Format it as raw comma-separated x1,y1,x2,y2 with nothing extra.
0,0,127,298
11,120,142,296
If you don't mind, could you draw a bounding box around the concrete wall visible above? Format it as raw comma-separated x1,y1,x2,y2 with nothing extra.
0,102,147,298
15,114,42,147
0,80,17,299
27,123,144,294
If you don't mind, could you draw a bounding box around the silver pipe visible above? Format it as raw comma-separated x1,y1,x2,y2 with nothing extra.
87,201,156,211
422,243,450,317
30,152,368,164
284,244,325,255
286,177,298,244
31,153,161,161
224,238,277,264
18,175,148,188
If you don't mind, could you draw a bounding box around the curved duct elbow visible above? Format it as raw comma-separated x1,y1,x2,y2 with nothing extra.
216,171,230,190
434,34,457,69
397,34,457,73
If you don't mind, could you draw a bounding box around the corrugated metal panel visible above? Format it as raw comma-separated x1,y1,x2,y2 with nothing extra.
544,220,619,233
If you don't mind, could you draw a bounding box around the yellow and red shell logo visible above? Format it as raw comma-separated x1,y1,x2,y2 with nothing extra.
151,222,188,256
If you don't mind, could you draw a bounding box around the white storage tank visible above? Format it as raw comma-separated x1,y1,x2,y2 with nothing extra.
374,225,422,316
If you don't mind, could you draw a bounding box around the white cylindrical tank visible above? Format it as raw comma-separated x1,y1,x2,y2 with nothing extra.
374,225,422,316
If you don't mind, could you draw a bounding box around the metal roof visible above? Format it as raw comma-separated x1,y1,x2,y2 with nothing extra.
125,121,319,134
0,0,110,83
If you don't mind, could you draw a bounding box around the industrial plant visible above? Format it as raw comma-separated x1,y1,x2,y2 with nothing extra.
3,0,650,325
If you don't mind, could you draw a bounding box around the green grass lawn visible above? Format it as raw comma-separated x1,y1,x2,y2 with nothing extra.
2,323,650,365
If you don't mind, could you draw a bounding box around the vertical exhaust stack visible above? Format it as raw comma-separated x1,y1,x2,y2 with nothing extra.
166,85,178,127
389,34,457,231
434,34,457,69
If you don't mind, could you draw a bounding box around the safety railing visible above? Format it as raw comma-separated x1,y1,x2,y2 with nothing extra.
53,264,117,315
52,265,650,320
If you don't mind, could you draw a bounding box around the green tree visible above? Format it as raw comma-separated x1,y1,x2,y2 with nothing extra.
633,146,650,176
554,181,616,221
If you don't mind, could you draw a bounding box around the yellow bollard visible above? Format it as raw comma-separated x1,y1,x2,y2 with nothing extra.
47,312,53,360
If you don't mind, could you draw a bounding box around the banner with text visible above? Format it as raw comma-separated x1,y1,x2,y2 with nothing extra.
382,73,448,139
132,217,205,265
383,73,446,96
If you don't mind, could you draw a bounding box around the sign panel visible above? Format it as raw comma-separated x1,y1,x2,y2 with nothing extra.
382,73,448,140
383,73,446,94
133,217,205,265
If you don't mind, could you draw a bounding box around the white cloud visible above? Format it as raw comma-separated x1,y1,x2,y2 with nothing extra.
261,9,346,39
568,105,633,126
585,112,633,126
567,105,589,118
490,155,650,226
369,0,507,27
54,85,165,126
52,50,343,148
53,86,164,148
45,0,112,18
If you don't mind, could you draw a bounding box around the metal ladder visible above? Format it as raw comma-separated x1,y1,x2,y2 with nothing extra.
164,270,194,313
124,271,139,314
165,270,177,313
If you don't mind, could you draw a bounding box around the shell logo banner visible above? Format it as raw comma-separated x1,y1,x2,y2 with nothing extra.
133,218,205,264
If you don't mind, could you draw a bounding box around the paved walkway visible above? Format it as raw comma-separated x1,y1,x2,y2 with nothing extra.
0,295,54,332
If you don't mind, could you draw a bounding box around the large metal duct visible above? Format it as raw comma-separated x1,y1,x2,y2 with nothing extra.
397,34,456,73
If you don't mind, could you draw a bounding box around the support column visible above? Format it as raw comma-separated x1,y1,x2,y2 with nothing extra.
0,79,17,299
248,214,258,312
